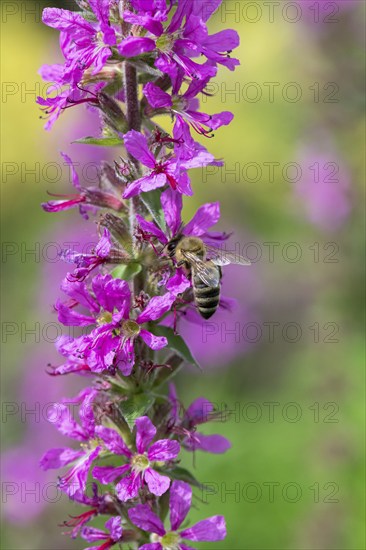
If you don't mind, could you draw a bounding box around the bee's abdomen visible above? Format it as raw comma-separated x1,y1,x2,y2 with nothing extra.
193,276,220,320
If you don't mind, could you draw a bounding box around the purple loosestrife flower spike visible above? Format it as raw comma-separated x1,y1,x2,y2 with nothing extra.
38,0,243,546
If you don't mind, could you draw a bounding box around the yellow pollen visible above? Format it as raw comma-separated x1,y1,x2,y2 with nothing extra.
81,437,101,451
122,319,140,338
131,453,150,473
96,311,113,325
156,33,175,52
151,531,181,549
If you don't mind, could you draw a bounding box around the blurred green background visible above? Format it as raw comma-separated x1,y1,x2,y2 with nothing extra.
1,1,365,549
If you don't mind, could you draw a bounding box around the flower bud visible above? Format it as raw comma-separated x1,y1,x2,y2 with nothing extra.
98,92,128,134
99,212,133,254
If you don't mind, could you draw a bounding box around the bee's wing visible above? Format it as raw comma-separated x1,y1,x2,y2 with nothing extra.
182,251,221,287
205,245,251,266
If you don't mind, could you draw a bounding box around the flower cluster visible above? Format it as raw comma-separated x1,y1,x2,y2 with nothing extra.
39,1,242,548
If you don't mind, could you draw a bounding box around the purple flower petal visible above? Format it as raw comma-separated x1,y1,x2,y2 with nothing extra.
40,448,83,470
41,196,86,214
60,278,99,313
119,36,156,58
171,171,193,196
161,187,182,235
94,228,112,258
135,416,156,453
140,545,162,550
56,300,95,327
116,472,142,502
185,433,231,454
148,439,180,462
180,149,216,171
204,29,239,52
140,329,168,350
95,426,132,457
42,7,93,34
59,447,101,497
89,0,116,45
169,480,192,531
173,116,196,155
93,464,130,484
180,515,226,542
60,152,81,189
116,339,135,376
182,14,207,43
136,214,167,244
122,178,144,199
81,526,108,542
144,82,172,109
92,274,131,315
124,11,164,36
186,397,213,423
106,516,123,541
123,173,167,199
166,270,191,296
47,403,88,441
124,130,156,168
38,62,64,81
145,468,171,496
210,111,234,130
128,503,165,536
184,203,220,237
137,293,176,323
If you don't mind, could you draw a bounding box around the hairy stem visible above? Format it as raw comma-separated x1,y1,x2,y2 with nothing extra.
124,62,141,134
124,60,145,298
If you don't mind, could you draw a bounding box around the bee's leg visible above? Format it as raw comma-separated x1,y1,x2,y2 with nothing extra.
176,260,191,272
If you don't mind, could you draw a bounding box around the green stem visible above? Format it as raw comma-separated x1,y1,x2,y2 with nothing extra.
124,59,145,297
124,62,141,134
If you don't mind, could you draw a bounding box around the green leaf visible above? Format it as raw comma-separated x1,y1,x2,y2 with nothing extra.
140,189,166,232
119,393,154,428
102,75,123,97
169,466,204,489
111,263,142,281
151,326,201,370
73,136,123,147
158,491,170,522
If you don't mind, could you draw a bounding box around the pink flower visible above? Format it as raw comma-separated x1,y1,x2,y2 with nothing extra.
168,384,231,454
40,388,101,497
128,480,226,548
92,417,180,501
81,517,123,550
122,130,215,198
42,154,124,219
55,273,174,375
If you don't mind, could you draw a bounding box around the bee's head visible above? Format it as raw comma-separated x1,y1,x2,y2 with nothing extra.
166,235,182,257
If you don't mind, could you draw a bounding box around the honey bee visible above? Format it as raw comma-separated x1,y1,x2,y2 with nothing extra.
166,236,251,319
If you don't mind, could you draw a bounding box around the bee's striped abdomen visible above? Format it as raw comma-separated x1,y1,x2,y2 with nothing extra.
193,274,220,320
